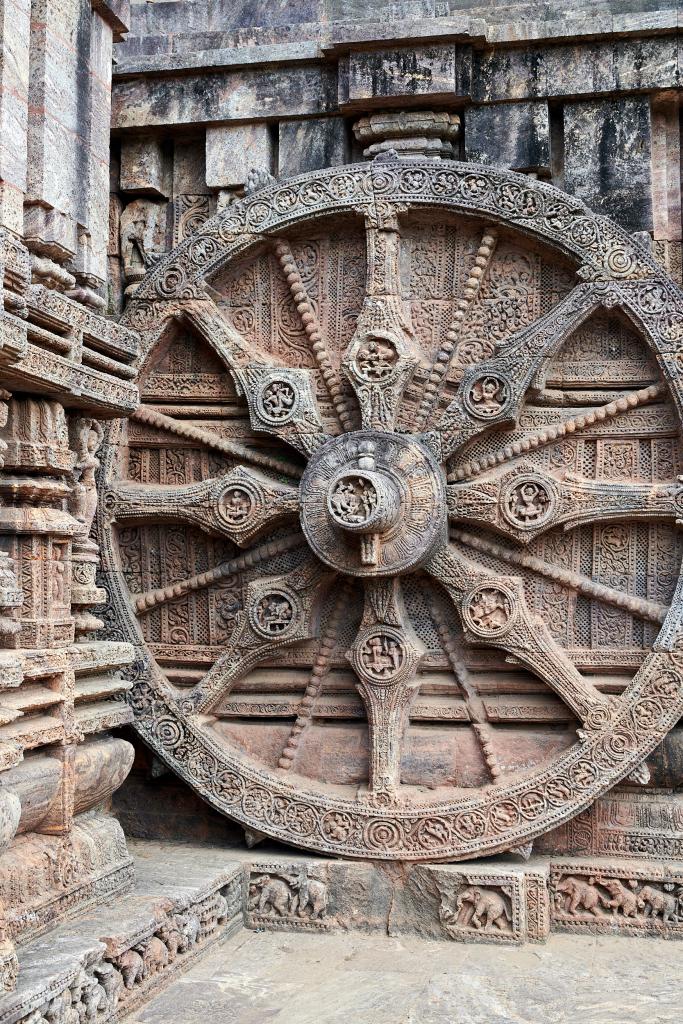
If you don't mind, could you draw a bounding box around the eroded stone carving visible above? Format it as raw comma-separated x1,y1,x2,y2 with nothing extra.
246,865,330,930
0,232,140,991
551,863,683,936
451,885,513,932
0,869,240,1024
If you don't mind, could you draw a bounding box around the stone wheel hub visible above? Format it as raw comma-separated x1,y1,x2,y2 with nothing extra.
301,431,446,576
98,160,683,862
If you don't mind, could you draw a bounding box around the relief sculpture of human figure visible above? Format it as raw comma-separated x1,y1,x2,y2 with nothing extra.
71,419,104,537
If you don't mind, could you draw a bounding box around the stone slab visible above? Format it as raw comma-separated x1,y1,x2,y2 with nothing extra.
120,139,170,198
342,45,472,108
113,66,338,129
205,124,273,189
278,117,348,178
390,860,551,945
562,96,654,233
472,36,680,102
118,928,683,1024
464,101,550,172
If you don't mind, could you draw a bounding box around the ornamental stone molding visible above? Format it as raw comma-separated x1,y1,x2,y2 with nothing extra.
0,228,142,992
97,159,683,861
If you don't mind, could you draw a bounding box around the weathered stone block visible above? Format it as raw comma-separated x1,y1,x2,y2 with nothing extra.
550,857,683,937
391,861,551,945
74,10,116,287
343,44,472,107
651,97,682,243
278,117,348,177
205,123,273,188
244,858,394,936
112,66,337,129
464,101,550,172
172,140,208,196
562,97,653,233
120,138,170,197
473,36,680,103
23,205,78,261
171,140,211,244
24,0,84,232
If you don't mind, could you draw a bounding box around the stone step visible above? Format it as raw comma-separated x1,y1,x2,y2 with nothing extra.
0,843,243,1024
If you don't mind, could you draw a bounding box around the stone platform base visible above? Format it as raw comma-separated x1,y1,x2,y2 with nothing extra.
1,815,135,946
127,838,683,946
2,839,683,1024
226,841,683,945
0,844,242,1024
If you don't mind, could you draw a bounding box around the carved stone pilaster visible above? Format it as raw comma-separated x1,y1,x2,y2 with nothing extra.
0,233,141,989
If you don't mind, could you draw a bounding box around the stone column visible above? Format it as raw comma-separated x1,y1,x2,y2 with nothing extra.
0,193,139,986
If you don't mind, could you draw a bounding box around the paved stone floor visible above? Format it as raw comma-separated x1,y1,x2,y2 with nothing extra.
125,929,683,1024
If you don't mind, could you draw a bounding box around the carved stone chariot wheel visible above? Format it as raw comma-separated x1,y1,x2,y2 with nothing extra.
98,160,683,860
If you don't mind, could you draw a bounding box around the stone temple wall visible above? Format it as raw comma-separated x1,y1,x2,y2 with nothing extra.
107,0,682,314
0,1,682,1011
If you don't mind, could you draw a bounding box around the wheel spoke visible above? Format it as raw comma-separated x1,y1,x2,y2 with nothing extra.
447,465,681,544
451,528,668,625
184,555,335,714
346,579,424,802
104,466,299,547
278,580,352,770
414,226,499,431
273,238,355,432
447,384,664,483
183,298,330,456
342,203,419,431
425,544,610,726
131,533,306,615
132,405,302,478
429,594,502,781
437,282,605,461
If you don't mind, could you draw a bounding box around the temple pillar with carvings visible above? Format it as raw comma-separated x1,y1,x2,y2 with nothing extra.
0,148,140,990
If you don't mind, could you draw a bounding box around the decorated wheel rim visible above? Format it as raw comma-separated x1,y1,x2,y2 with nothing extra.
97,160,683,860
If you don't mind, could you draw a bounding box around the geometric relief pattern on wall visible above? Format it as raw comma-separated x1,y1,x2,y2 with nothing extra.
97,160,683,860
